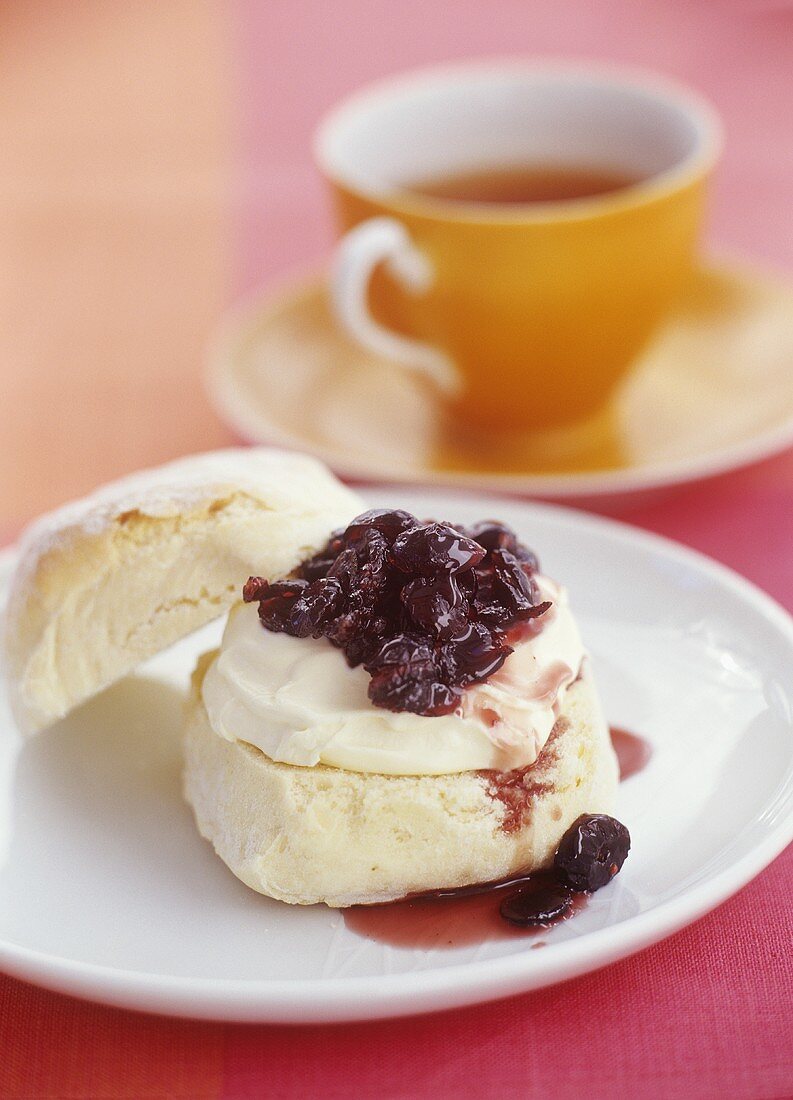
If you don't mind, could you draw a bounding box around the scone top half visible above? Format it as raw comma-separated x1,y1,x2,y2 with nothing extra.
3,448,362,735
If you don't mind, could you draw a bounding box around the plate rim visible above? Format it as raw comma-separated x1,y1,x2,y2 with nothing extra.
0,497,791,1022
206,258,793,499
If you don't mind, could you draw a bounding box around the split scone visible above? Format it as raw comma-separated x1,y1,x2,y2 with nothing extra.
183,510,621,906
2,451,627,916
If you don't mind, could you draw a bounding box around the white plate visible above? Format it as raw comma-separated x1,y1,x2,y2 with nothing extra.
0,492,791,1023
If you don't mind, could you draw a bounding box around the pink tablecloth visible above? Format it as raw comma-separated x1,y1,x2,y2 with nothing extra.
1,1,792,1097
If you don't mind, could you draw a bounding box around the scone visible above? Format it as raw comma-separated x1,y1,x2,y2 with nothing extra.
184,509,624,908
3,452,628,919
3,447,361,734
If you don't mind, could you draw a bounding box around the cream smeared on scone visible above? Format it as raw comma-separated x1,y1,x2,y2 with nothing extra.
185,661,619,907
201,576,584,775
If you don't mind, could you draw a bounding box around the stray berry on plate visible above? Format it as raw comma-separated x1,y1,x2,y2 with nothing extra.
499,878,573,926
554,814,631,892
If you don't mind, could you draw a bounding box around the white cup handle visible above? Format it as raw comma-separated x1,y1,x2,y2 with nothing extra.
330,216,461,395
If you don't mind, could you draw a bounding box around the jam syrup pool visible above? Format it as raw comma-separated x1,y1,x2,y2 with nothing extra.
342,728,648,949
343,872,588,950
610,725,653,780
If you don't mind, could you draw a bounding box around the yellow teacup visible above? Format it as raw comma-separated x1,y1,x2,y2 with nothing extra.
316,62,721,432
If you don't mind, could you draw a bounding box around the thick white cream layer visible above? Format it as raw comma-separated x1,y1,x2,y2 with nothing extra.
201,576,585,776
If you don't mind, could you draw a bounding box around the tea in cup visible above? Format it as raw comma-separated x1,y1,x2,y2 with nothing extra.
315,62,721,432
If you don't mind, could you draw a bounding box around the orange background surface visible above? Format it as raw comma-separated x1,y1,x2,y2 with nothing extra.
1,0,233,529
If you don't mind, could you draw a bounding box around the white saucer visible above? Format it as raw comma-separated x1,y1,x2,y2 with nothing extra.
0,491,791,1022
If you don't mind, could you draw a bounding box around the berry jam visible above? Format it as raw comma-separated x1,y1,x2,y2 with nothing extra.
481,715,567,833
554,814,631,891
609,725,653,780
343,814,629,949
243,512,550,717
343,871,588,949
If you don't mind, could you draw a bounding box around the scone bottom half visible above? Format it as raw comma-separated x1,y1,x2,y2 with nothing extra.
185,657,620,908
184,507,631,919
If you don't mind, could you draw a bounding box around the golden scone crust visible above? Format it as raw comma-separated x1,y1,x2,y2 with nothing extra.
3,448,362,734
183,658,618,907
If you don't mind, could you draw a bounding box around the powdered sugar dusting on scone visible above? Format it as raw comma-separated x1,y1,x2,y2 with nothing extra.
3,448,363,735
13,448,355,587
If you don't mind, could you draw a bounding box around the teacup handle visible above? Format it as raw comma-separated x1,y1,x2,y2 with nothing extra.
330,216,461,395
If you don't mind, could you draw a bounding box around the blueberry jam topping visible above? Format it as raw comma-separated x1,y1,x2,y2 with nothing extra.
554,813,631,892
243,510,551,717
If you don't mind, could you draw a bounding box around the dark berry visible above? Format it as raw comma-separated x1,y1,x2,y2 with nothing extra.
342,628,387,669
365,633,437,675
513,545,540,571
439,622,511,687
464,521,540,571
288,577,343,638
499,880,573,926
354,528,391,604
491,549,551,621
323,607,374,659
401,574,469,640
365,633,458,716
297,529,346,582
253,579,309,633
344,509,417,546
242,576,269,603
326,546,359,592
554,814,631,892
368,667,459,716
391,522,485,576
466,520,519,554
468,560,513,628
